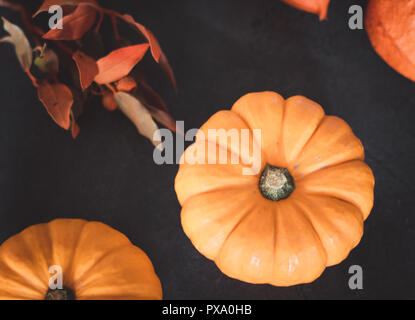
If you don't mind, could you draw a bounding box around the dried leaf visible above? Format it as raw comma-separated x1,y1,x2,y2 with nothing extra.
116,77,137,92
43,3,97,40
148,106,177,133
0,17,32,71
159,52,177,92
72,50,98,90
121,14,177,90
71,111,80,138
37,80,73,130
102,91,118,111
281,0,330,20
34,0,98,17
135,81,168,112
114,92,163,150
121,14,161,62
94,44,149,84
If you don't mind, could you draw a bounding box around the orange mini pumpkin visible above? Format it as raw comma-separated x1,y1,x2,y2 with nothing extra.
366,0,415,82
175,92,374,286
0,219,162,300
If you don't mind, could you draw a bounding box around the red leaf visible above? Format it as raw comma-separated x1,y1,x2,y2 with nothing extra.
121,14,161,62
72,50,98,90
34,0,98,17
121,14,177,91
135,81,168,112
116,77,137,92
43,4,97,40
37,81,74,130
159,52,177,92
148,107,177,133
94,44,149,84
102,91,118,111
71,111,80,138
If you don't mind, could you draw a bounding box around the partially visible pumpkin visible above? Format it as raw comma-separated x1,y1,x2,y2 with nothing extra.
175,91,375,287
281,0,330,20
366,0,415,82
0,219,162,300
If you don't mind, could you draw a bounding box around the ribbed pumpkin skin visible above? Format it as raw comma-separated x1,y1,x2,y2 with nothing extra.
282,0,330,20
0,219,162,300
175,92,375,287
366,0,415,82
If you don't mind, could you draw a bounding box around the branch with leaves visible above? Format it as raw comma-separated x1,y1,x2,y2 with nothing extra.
0,0,176,149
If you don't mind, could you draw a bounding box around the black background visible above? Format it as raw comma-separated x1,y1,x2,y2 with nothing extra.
0,0,414,299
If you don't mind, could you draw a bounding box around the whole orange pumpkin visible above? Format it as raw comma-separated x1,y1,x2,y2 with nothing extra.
0,219,162,300
175,92,374,286
366,0,415,82
281,0,330,20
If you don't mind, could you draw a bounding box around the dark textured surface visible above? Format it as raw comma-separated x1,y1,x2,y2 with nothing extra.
0,0,414,299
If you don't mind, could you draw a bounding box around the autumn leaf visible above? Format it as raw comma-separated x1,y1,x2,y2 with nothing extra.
114,92,163,150
116,77,137,92
37,80,74,130
135,80,168,112
94,44,149,84
121,14,161,62
0,17,32,71
148,107,177,133
72,51,98,90
102,91,118,111
159,52,177,92
34,0,98,17
71,111,80,138
281,0,330,20
43,3,97,40
121,14,177,91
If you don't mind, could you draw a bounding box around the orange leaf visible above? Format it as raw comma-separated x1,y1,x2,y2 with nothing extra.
72,50,98,90
37,80,73,130
0,17,32,71
94,44,149,84
122,14,161,62
102,91,118,111
34,0,98,17
121,14,177,91
71,111,80,138
116,77,137,92
43,3,97,40
281,0,330,20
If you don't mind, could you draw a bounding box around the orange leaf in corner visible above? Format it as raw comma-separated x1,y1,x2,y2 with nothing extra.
37,81,73,130
34,0,98,17
43,4,97,40
72,51,98,90
281,0,330,20
94,44,149,84
365,0,415,82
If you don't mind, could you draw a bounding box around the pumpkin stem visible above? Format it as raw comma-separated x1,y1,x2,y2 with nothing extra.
259,165,295,201
45,287,76,300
